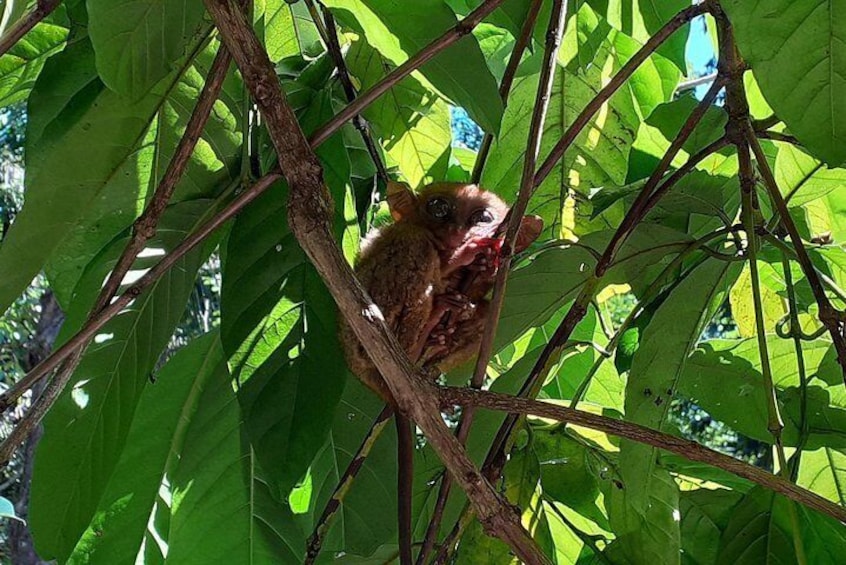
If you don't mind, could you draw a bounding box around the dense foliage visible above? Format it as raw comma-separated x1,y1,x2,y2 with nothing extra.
0,0,845,563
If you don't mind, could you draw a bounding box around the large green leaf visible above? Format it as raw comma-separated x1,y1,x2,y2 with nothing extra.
45,42,243,304
723,0,846,166
0,30,228,314
484,4,677,237
221,85,352,499
679,489,743,565
346,37,451,187
88,0,208,99
585,0,691,72
797,447,846,505
29,200,217,561
323,0,503,134
718,487,846,564
609,259,740,565
67,332,223,563
166,338,305,563
304,379,401,558
0,8,67,107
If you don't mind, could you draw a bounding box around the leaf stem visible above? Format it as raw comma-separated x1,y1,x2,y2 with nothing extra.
471,0,544,183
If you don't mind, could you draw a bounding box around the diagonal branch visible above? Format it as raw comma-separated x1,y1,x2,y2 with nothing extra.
437,386,846,524
311,1,389,184
480,78,725,481
309,0,508,147
0,0,61,59
203,0,549,562
533,2,707,188
471,0,544,183
747,128,846,382
418,1,566,560
0,46,233,462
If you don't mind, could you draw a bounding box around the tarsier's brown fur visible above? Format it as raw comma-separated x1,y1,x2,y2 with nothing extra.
340,181,543,404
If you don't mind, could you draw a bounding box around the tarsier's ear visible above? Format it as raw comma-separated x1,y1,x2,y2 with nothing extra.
514,215,543,253
387,181,416,222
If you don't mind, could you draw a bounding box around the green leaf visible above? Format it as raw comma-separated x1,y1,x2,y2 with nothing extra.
68,332,224,563
718,487,846,564
484,8,676,236
775,143,846,208
324,0,503,133
586,0,691,72
494,244,597,351
610,259,740,565
346,37,451,187
797,447,846,505
29,200,217,562
45,42,243,304
680,489,743,565
165,340,305,563
305,379,400,558
0,10,68,107
88,0,208,99
722,1,846,166
0,32,234,315
221,83,353,499
222,177,347,500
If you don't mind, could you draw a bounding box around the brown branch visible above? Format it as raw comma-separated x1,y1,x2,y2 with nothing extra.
0,171,282,420
746,130,846,380
533,2,707,187
306,405,394,564
438,386,846,524
754,130,800,146
316,3,389,184
204,0,549,562
418,2,566,560
0,0,61,59
97,46,233,313
471,0,544,184
0,46,233,461
309,0,509,147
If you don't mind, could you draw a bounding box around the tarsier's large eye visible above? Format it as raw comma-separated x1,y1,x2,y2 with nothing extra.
469,209,495,225
426,197,451,221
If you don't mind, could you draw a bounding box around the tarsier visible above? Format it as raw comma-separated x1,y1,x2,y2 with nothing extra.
340,181,543,404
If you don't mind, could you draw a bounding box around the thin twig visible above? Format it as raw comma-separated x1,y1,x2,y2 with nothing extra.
0,0,61,60
755,130,800,145
205,0,550,561
418,2,566,560
746,130,846,381
437,386,846,524
309,0,509,147
471,0,544,183
0,172,282,418
0,47,233,461
533,2,708,187
317,4,389,184
305,405,394,564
